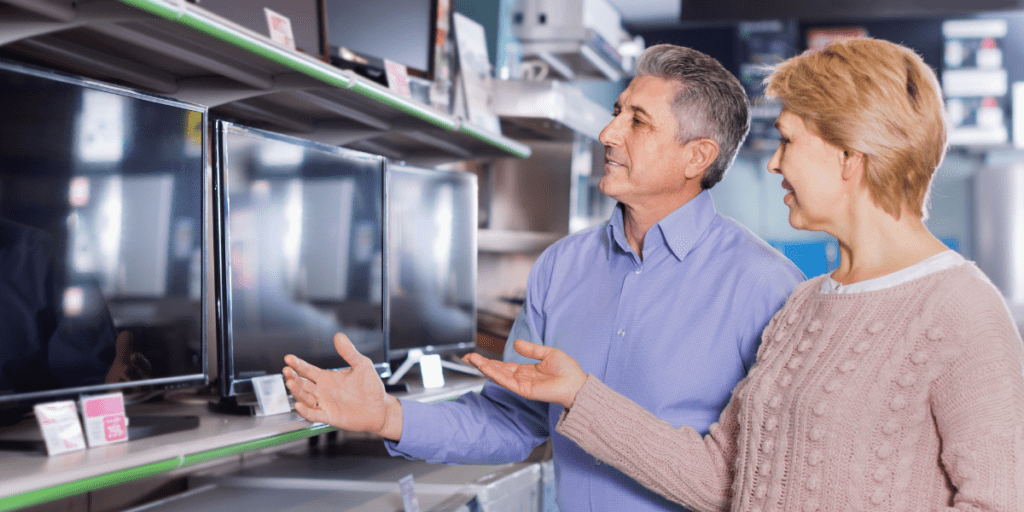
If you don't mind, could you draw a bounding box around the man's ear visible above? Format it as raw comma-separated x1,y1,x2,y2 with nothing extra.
683,138,720,180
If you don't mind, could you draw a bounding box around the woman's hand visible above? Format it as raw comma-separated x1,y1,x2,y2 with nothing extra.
463,339,587,409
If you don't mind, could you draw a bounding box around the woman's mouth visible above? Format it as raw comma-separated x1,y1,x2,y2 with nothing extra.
782,179,796,206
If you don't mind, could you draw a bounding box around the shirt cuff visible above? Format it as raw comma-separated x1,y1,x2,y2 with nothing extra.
383,398,442,460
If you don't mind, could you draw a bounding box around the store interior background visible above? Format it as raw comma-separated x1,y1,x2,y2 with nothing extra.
2,0,1024,510
459,0,1024,345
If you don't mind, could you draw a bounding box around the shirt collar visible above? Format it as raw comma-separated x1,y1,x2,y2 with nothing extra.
604,190,717,262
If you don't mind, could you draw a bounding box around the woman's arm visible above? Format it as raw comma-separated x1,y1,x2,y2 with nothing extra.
466,340,744,512
931,297,1024,511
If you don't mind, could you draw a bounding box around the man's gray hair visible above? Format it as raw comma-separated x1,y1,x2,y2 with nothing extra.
634,44,751,189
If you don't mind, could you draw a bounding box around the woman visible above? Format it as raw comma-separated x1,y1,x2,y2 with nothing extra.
465,38,1024,511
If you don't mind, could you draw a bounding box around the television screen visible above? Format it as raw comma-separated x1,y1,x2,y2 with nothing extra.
323,0,437,79
214,121,388,402
388,165,476,359
0,60,208,415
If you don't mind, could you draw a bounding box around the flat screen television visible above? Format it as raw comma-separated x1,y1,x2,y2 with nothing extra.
323,0,438,82
386,165,477,383
0,59,209,432
214,121,389,407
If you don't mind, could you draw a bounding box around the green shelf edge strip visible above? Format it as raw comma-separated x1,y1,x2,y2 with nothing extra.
116,0,529,158
0,424,335,512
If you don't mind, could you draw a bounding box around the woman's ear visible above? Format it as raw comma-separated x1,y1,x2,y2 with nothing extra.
840,149,865,182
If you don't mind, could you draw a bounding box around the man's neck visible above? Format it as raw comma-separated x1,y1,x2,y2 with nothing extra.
620,191,701,259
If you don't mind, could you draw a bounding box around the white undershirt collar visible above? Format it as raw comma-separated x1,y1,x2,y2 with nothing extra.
820,250,966,294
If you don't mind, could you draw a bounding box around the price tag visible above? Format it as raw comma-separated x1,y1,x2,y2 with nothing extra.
264,8,296,50
399,474,420,512
384,59,412,98
33,400,87,456
420,354,445,389
252,374,292,416
80,392,128,447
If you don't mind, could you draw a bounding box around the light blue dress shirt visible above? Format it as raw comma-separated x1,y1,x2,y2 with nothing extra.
387,190,804,512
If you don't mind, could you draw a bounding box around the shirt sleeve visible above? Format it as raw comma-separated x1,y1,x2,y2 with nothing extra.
385,249,557,463
931,285,1024,510
557,375,747,512
737,256,805,373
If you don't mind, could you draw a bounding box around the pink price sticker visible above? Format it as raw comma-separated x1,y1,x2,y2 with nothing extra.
80,392,129,447
85,395,124,418
103,415,127,442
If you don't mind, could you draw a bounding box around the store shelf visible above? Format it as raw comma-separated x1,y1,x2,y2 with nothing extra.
0,377,487,511
0,0,530,166
492,79,611,142
478,229,563,253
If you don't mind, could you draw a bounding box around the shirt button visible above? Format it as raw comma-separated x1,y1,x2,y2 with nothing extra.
634,267,642,274
617,329,626,337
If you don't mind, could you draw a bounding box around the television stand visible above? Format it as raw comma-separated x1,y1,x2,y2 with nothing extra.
386,348,483,386
126,414,200,441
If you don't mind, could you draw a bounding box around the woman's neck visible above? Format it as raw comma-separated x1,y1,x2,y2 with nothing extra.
829,205,949,286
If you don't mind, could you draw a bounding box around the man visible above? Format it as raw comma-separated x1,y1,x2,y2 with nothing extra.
284,44,804,512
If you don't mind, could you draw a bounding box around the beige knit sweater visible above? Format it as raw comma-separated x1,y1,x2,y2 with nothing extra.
557,264,1024,511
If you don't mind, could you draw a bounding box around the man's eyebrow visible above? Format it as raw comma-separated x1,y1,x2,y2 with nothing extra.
629,105,651,120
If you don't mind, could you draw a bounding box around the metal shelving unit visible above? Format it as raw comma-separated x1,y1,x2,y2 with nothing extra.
0,0,530,166
0,378,487,511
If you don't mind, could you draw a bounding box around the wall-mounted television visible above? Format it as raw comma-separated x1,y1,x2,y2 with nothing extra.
323,0,438,82
386,165,478,383
0,59,209,431
214,121,389,408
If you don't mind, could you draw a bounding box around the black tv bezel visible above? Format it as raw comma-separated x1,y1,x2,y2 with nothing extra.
323,0,440,81
386,164,477,360
213,121,391,401
0,58,211,407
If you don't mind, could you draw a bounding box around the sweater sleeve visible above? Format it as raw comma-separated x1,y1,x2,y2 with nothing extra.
931,285,1024,511
556,375,745,512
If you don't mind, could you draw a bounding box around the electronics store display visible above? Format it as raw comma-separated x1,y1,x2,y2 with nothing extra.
387,165,480,384
213,121,389,410
0,58,208,438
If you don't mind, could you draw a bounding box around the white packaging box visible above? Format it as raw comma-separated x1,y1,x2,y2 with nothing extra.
192,454,543,512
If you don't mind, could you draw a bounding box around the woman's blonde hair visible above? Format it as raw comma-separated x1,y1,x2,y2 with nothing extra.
764,37,948,219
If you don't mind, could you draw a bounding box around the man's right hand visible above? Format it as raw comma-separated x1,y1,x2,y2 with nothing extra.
283,333,403,440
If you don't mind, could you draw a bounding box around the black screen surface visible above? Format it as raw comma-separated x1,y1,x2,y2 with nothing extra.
388,165,476,357
0,60,208,407
215,122,387,398
323,0,436,77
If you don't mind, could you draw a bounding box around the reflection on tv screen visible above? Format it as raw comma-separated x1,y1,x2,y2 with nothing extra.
0,60,206,406
388,165,477,356
217,122,387,398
